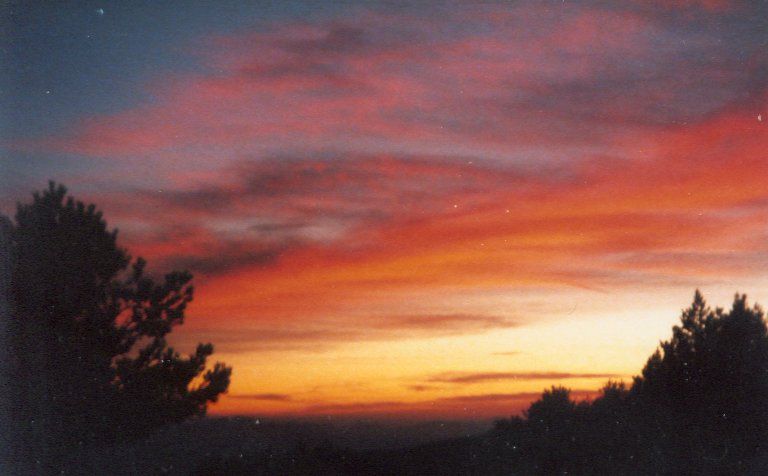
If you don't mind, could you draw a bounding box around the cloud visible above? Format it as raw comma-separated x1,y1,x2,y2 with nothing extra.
282,25,368,55
157,112,768,338
27,1,762,165
151,154,528,225
162,243,288,276
433,393,545,404
406,385,437,392
302,400,409,414
228,393,292,402
636,0,733,12
175,313,516,354
172,327,361,354
63,102,768,348
372,314,517,332
16,3,768,288
89,152,541,279
426,372,623,385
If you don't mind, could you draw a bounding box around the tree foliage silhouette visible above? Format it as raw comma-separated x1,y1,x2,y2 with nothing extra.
632,290,768,473
5,183,231,469
523,386,586,473
491,291,768,474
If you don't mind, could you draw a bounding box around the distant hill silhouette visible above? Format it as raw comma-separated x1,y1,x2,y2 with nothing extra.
18,416,487,475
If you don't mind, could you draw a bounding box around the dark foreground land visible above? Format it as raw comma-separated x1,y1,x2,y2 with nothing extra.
54,416,494,475
47,415,768,475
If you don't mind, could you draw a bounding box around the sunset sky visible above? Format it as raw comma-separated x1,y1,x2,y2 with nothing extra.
2,0,768,420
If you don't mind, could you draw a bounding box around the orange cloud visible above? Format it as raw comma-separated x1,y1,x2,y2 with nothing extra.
426,372,623,385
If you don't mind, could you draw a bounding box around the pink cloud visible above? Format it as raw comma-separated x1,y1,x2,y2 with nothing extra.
37,2,722,165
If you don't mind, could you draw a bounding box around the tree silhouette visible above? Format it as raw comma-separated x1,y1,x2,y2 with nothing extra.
632,290,768,473
490,291,768,474
4,183,231,471
523,386,589,474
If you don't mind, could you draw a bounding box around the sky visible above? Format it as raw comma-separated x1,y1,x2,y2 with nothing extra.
2,0,768,420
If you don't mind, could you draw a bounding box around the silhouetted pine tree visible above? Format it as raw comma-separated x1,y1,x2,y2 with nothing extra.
632,291,768,473
492,291,768,474
4,182,231,473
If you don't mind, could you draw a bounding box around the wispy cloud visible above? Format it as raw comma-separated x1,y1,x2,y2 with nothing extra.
27,2,764,165
228,393,293,402
427,372,623,385
177,313,515,353
372,314,516,332
406,385,437,392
